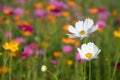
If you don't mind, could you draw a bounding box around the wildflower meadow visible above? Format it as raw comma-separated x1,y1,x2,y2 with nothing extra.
0,0,120,80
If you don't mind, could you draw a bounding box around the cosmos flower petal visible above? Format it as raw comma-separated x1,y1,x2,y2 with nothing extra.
87,25,98,34
67,34,79,38
68,25,78,33
75,21,83,31
77,48,86,59
84,18,94,30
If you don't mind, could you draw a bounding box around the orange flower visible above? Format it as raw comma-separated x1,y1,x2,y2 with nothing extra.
97,27,103,33
0,16,5,22
67,0,75,7
22,31,32,36
62,38,76,44
53,51,62,57
62,24,69,31
34,2,43,9
46,5,56,11
1,66,9,74
112,9,118,16
74,41,80,47
13,16,20,21
62,11,70,17
3,9,11,15
88,7,98,14
47,15,56,24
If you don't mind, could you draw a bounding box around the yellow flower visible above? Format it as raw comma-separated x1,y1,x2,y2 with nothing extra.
114,28,120,38
3,40,19,52
0,52,2,56
66,60,73,66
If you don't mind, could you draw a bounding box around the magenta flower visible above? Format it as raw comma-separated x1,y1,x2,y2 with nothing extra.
34,9,45,17
62,45,73,53
97,7,109,19
14,8,24,16
117,62,120,70
96,20,106,28
50,59,57,65
18,24,33,32
115,18,120,25
75,53,85,63
14,37,26,44
21,43,37,58
5,32,12,38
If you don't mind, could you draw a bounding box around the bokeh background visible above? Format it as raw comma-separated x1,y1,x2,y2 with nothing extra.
0,0,120,80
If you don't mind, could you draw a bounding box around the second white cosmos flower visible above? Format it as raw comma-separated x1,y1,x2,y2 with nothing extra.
77,42,101,60
67,18,98,39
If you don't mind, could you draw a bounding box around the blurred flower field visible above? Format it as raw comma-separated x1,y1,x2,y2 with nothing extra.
0,0,120,80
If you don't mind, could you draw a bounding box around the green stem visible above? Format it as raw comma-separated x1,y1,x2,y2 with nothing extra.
89,61,91,80
111,53,120,80
84,62,86,80
27,59,30,80
9,55,12,80
47,71,58,80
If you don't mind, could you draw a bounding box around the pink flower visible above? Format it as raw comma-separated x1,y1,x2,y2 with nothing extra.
62,45,73,53
96,20,106,28
5,32,12,38
14,8,24,16
14,37,26,44
75,53,85,63
34,9,45,17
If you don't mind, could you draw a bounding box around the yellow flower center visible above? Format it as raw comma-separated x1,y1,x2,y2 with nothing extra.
85,53,92,58
80,30,86,35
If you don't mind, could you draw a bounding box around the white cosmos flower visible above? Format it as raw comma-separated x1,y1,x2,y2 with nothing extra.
77,42,101,60
67,18,98,39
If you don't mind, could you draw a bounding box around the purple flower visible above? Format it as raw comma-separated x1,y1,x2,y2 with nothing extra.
36,50,44,55
18,24,33,32
62,45,73,53
14,8,24,16
34,9,45,17
50,59,57,65
14,37,26,44
96,20,106,28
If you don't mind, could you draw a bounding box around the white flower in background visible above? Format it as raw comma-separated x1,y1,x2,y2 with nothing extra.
77,42,101,60
67,18,98,39
41,65,47,72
